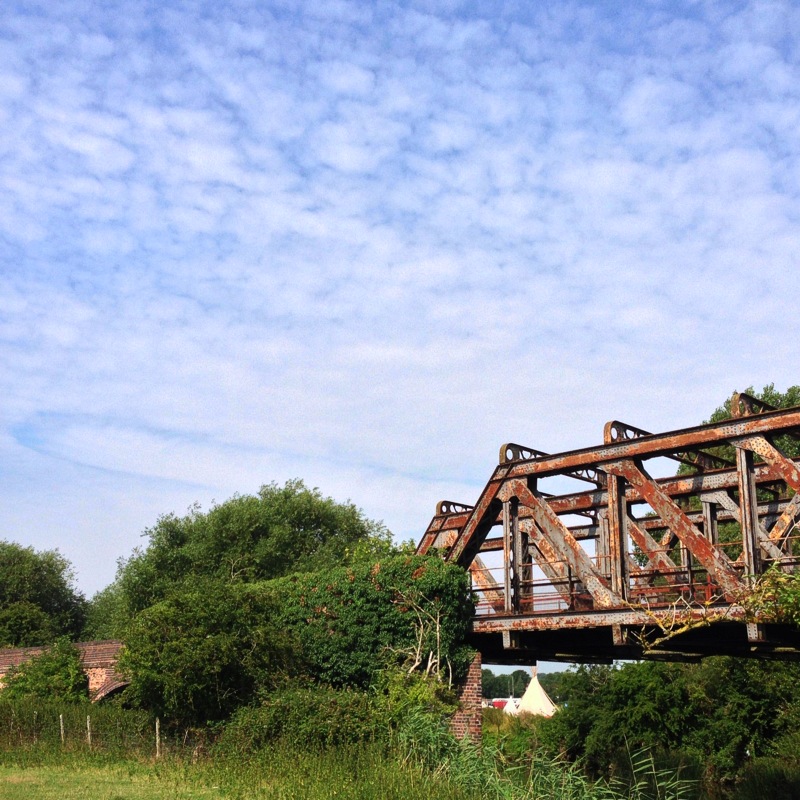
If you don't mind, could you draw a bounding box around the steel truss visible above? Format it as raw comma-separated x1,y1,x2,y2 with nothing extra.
417,394,800,663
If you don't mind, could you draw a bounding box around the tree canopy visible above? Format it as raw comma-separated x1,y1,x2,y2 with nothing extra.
88,479,394,637
481,668,531,699
119,578,297,723
85,478,474,726
683,383,800,470
117,554,473,726
0,541,86,647
536,658,800,783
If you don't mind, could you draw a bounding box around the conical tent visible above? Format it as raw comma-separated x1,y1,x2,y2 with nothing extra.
503,695,519,716
516,667,557,717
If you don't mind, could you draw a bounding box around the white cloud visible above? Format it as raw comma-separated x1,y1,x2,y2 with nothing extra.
0,0,799,595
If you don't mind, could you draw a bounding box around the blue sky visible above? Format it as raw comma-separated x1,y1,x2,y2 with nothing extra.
1,0,799,596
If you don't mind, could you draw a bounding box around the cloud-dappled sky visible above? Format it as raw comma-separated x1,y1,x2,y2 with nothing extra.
2,0,800,596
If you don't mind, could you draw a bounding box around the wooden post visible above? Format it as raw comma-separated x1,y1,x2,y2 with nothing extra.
86,715,92,749
60,714,65,745
155,717,161,759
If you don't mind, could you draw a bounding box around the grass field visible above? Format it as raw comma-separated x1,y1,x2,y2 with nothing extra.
0,747,476,800
0,762,224,800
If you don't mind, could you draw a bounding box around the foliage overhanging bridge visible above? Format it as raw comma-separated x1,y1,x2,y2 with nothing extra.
416,393,800,665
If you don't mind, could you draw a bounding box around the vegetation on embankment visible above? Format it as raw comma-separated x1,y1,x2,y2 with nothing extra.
0,696,696,800
484,659,800,800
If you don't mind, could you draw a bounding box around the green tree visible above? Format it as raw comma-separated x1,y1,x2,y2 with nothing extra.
536,658,800,787
83,580,128,641
0,541,86,646
119,554,473,724
119,578,297,725
3,637,88,702
673,384,800,576
109,480,392,625
680,383,800,472
481,668,531,698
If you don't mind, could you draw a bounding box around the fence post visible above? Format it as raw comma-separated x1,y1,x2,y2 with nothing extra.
155,717,161,759
86,715,92,750
60,714,65,745
33,711,37,744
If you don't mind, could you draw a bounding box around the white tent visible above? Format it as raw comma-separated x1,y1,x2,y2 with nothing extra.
503,696,519,716
516,667,557,718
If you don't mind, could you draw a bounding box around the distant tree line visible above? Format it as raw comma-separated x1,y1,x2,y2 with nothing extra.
481,668,529,698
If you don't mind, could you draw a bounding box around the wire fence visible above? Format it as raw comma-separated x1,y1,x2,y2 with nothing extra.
0,699,205,758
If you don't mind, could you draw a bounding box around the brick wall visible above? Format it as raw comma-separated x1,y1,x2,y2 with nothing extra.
450,652,482,741
0,641,126,701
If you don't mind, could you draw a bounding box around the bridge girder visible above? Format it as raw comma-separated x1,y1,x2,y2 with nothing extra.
417,397,800,663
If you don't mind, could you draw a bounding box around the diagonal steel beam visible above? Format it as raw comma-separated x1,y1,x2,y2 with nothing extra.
699,490,785,562
603,460,745,601
628,554,654,588
469,554,505,613
768,493,800,547
722,437,800,555
627,519,682,583
518,518,574,603
736,435,800,492
501,479,623,609
448,470,506,565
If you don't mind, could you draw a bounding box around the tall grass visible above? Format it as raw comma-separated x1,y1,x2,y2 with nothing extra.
0,698,155,755
0,697,698,800
390,706,697,800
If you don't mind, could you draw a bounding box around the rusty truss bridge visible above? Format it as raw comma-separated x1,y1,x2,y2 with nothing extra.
417,394,800,665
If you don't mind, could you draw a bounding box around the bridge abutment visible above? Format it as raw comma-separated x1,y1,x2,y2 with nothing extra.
450,652,482,741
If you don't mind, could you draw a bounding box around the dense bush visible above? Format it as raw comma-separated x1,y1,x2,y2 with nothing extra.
735,758,800,800
269,554,474,688
118,579,297,725
536,658,800,790
217,686,389,751
2,638,88,703
117,554,472,726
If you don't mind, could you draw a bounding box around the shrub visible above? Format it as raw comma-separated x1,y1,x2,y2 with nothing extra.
217,686,390,752
119,579,297,726
2,638,88,702
269,554,474,689
735,758,800,800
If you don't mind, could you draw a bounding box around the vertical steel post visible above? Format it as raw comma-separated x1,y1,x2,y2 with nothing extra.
702,500,719,546
736,447,761,581
606,474,629,600
502,500,513,613
510,499,524,612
